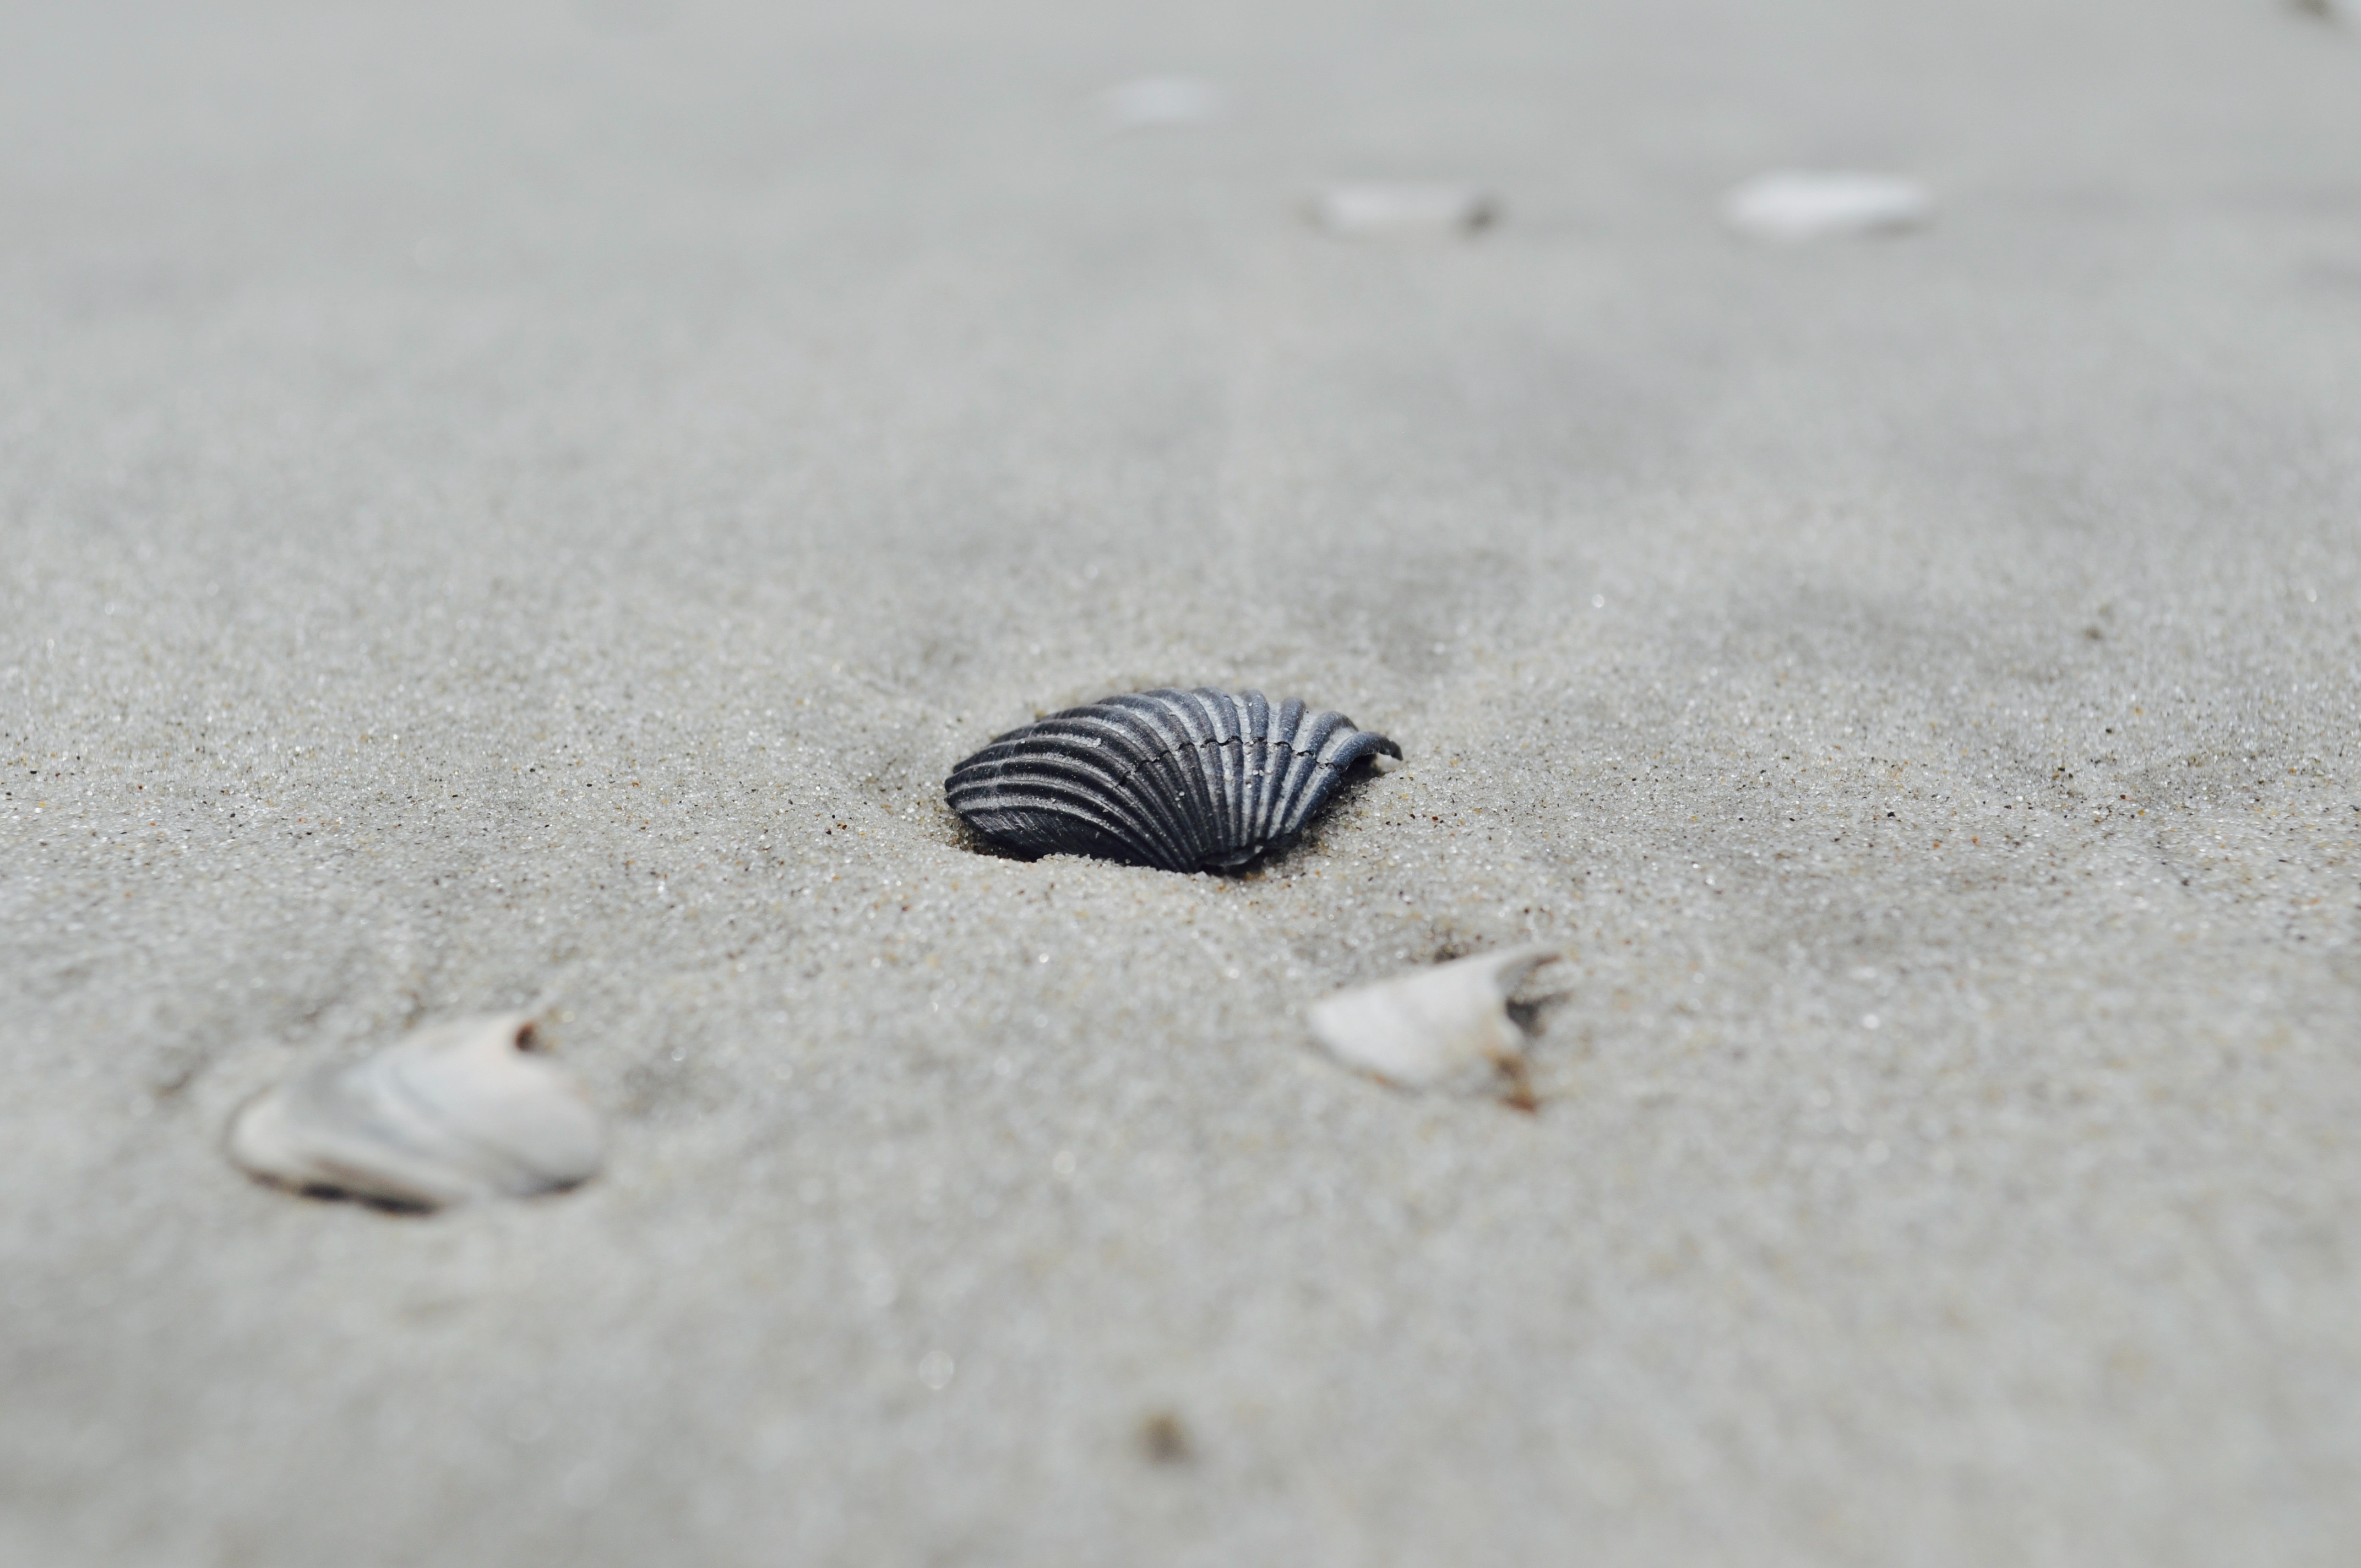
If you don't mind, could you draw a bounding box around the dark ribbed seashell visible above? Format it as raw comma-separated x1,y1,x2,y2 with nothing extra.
945,688,1402,873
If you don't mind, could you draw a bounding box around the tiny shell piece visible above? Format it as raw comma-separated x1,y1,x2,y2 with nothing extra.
1308,947,1559,1092
1308,182,1498,237
1720,170,1933,242
227,1014,602,1210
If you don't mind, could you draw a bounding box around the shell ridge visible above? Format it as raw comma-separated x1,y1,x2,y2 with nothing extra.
1318,726,1401,770
1264,698,1308,842
953,769,1181,868
1279,718,1396,837
1278,763,1342,838
1133,690,1222,864
1183,687,1245,856
967,700,1293,836
1271,707,1339,834
1108,693,1222,865
1244,695,1280,843
948,733,1150,799
1170,688,1230,855
959,711,1200,866
944,688,1396,873
1000,807,1159,867
1098,695,1202,855
1164,688,1239,864
1280,711,1387,836
971,700,1138,752
1223,692,1259,850
961,714,1159,772
991,783,1176,869
1241,691,1275,842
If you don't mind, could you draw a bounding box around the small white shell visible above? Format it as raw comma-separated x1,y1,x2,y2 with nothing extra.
1097,75,1225,131
227,1014,603,1210
1720,170,1933,242
1307,947,1559,1093
1308,182,1499,238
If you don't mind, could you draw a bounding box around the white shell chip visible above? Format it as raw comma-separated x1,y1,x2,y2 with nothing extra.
1307,947,1559,1093
226,1013,603,1210
1720,170,1934,242
1308,182,1499,238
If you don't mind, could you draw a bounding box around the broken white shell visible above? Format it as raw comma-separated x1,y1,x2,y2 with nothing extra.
1720,170,1933,242
227,1013,602,1210
1308,182,1498,238
1307,947,1559,1092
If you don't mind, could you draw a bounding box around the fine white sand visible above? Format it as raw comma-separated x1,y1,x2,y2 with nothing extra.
4,2,2359,1562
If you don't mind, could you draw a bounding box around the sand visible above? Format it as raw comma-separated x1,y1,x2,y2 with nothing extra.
4,1,2359,1562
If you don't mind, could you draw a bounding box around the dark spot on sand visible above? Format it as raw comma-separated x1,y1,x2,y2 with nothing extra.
1138,1410,1192,1465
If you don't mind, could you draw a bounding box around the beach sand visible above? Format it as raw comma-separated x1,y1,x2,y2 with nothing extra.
4,1,2358,1561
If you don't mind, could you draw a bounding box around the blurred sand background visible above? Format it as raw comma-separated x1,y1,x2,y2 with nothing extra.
3,1,2359,1562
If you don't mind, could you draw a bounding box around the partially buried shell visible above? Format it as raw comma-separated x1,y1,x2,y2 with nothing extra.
945,688,1401,872
1308,947,1560,1097
226,1013,603,1210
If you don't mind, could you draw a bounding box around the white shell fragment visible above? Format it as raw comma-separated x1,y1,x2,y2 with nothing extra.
1308,947,1560,1095
1720,170,1934,242
1308,182,1499,238
227,1014,602,1210
1097,75,1225,131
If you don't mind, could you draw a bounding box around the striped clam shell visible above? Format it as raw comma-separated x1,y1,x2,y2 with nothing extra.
945,688,1401,872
